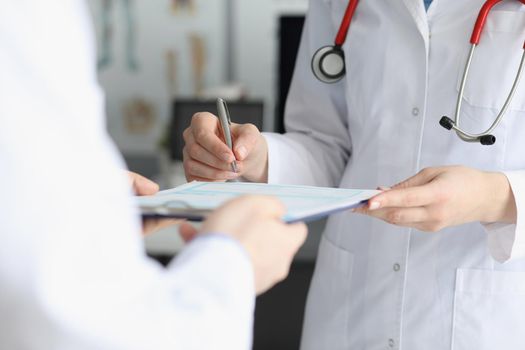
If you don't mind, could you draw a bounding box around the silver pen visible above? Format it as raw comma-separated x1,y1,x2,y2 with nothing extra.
216,98,238,173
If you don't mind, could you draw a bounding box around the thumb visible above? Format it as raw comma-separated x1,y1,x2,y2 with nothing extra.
129,171,159,196
287,222,308,250
232,123,261,161
179,222,199,243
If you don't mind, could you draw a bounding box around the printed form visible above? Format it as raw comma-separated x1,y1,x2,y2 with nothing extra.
136,181,380,223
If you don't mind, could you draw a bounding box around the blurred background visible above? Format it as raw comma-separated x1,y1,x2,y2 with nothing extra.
87,1,323,348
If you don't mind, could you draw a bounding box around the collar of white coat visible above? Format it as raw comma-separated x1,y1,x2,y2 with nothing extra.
401,0,430,50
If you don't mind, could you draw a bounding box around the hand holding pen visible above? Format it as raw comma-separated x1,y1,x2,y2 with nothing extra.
182,98,269,183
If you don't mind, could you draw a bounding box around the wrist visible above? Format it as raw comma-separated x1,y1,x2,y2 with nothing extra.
243,137,269,183
483,172,517,224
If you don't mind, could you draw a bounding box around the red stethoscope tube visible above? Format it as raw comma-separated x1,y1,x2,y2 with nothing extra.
335,0,359,47
334,0,525,49
316,0,525,144
470,0,525,46
440,0,525,145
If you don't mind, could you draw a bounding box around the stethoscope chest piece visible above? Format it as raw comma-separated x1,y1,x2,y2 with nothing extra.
312,45,346,84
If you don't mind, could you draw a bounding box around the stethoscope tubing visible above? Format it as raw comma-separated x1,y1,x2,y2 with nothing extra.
451,45,525,143
314,0,525,145
335,0,359,47
471,0,525,46
446,0,525,144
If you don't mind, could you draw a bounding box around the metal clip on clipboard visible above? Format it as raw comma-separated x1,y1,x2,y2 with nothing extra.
140,200,212,221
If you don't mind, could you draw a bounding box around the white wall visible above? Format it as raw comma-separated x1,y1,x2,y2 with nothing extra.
89,0,228,153
89,0,308,154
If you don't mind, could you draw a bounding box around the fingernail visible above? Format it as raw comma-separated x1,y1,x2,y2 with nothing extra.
377,186,391,191
369,201,381,210
236,146,247,160
221,153,233,162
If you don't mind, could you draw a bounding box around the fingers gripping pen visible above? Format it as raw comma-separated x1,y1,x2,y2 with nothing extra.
216,98,239,173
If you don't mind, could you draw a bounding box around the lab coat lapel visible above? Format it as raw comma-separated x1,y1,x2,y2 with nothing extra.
401,0,430,49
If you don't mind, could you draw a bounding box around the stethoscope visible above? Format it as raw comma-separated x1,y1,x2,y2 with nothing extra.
312,0,525,145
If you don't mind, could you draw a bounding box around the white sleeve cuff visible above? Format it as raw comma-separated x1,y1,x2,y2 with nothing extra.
264,132,287,184
485,171,525,263
263,132,345,187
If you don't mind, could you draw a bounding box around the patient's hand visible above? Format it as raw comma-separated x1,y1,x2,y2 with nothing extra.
181,196,307,295
128,171,181,235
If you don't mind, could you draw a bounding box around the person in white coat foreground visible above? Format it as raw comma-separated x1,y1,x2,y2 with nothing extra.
183,0,525,349
0,1,307,349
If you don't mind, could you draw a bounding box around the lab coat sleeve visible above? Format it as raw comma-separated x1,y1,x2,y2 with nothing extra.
485,171,525,263
0,2,254,349
264,0,351,187
164,234,256,348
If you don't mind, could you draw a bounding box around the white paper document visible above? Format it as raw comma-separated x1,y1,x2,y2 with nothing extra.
136,182,380,223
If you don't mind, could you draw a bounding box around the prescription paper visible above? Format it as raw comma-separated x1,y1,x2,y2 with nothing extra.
136,181,380,223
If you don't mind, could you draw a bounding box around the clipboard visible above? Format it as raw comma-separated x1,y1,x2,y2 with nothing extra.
136,181,380,223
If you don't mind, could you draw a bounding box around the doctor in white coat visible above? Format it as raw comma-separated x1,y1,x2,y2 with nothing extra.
0,1,307,349
183,0,525,349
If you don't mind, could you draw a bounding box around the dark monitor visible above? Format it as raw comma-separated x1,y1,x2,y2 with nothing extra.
170,98,264,160
277,15,305,134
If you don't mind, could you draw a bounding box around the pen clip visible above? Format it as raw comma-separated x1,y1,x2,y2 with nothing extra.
217,97,232,125
223,101,232,124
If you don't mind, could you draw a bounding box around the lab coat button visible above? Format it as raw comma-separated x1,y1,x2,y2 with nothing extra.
412,107,420,116
389,338,395,347
393,263,400,271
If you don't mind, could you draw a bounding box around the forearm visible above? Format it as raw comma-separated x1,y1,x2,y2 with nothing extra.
4,235,255,350
164,235,255,349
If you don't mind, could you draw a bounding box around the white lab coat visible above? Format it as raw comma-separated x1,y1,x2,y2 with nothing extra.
264,0,525,349
0,1,254,349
